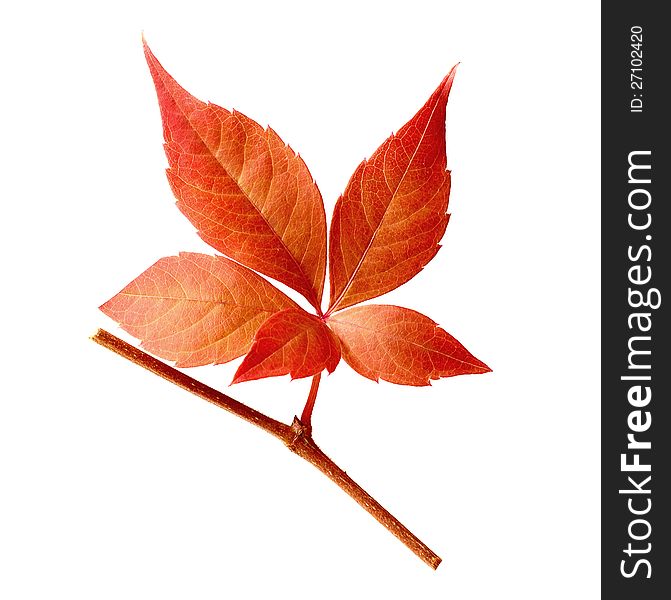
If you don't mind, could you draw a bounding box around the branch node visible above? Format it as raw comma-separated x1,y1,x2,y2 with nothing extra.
286,416,312,452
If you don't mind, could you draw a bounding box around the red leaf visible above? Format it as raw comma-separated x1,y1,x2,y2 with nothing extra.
328,68,456,313
102,44,489,394
143,40,326,311
233,309,341,383
327,305,490,386
100,253,298,367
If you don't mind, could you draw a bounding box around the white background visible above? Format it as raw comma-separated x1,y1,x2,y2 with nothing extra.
1,1,600,598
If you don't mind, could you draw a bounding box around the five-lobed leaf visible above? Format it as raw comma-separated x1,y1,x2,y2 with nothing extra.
144,39,326,312
102,42,489,390
100,253,298,367
327,305,490,386
233,309,341,383
327,67,456,314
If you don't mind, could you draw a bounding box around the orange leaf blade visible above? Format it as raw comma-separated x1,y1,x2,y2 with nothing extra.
100,253,298,367
233,309,341,384
143,40,326,310
327,305,490,386
328,68,457,313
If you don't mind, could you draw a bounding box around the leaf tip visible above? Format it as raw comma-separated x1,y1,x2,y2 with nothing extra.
141,31,151,55
466,357,492,376
447,62,460,80
98,297,116,319
436,63,459,101
141,33,160,70
231,367,247,385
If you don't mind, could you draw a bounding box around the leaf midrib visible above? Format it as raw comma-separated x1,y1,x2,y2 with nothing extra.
329,85,445,313
120,290,284,312
152,56,319,306
329,314,482,367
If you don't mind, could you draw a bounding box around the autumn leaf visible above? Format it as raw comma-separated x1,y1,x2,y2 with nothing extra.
327,305,490,386
233,309,341,383
100,253,298,367
143,39,326,312
96,41,493,569
327,67,456,314
101,41,488,389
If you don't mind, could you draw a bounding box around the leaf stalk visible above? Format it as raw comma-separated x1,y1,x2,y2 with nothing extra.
300,373,321,435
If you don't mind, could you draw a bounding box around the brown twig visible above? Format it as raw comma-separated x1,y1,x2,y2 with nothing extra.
91,328,442,569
